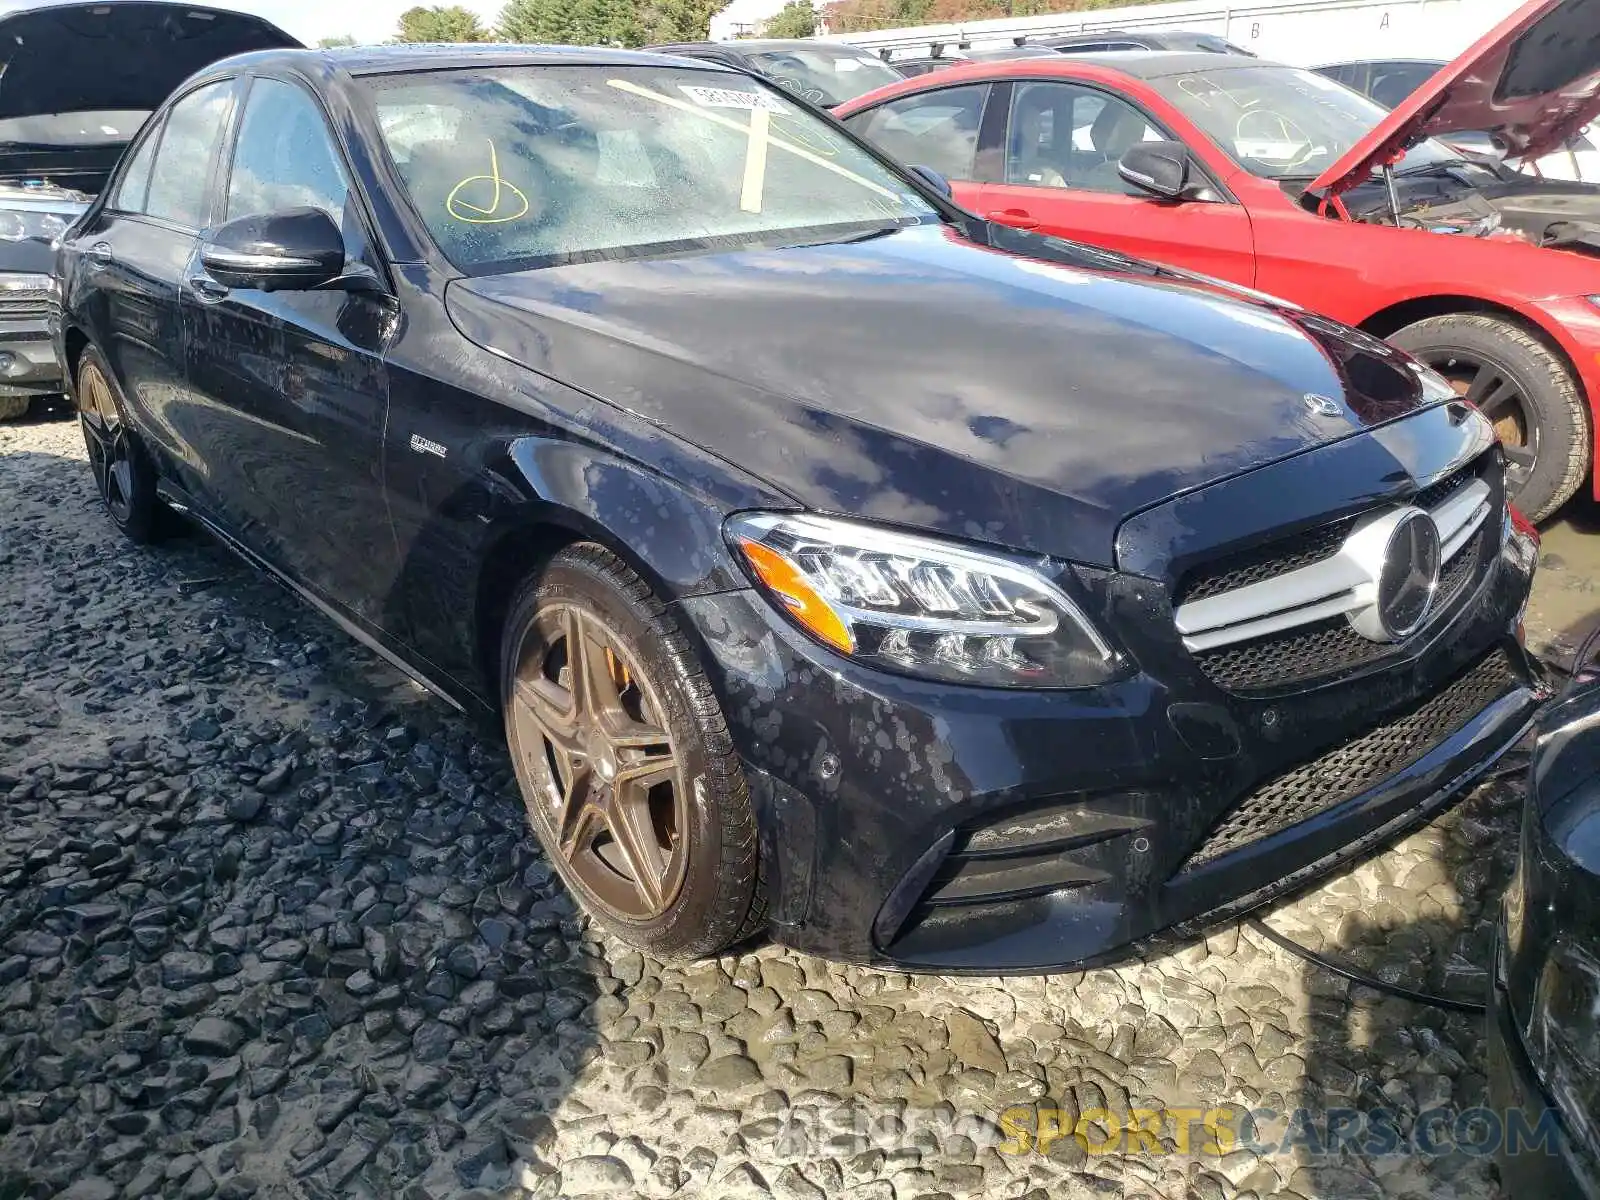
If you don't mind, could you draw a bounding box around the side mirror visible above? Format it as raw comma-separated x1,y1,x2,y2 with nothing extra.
909,164,954,199
201,207,345,292
1117,140,1191,201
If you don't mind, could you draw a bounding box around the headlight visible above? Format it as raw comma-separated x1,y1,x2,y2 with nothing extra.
726,512,1124,688
1527,940,1600,1149
0,209,69,243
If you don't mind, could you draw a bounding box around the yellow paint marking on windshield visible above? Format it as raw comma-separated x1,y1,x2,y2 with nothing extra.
607,79,897,199
446,140,531,224
740,106,771,213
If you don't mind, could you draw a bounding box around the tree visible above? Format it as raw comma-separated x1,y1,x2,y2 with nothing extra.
498,0,643,44
317,34,358,46
637,0,722,44
395,5,493,42
821,0,1161,33
763,0,817,37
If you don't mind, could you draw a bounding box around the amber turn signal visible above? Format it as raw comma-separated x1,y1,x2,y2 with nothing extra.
735,539,855,654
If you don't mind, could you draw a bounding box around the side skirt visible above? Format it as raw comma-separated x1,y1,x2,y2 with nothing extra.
155,480,487,718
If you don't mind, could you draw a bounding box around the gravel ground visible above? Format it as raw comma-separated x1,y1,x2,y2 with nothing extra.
1,411,1575,1200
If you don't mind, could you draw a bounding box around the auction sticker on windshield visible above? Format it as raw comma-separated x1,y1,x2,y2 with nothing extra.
679,85,784,112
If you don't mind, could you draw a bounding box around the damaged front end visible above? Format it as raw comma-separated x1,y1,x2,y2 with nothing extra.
1297,159,1600,257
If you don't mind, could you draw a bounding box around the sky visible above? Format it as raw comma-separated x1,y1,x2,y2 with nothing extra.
226,0,505,46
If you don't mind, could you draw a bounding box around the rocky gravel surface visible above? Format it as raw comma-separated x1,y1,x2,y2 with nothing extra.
0,413,1548,1200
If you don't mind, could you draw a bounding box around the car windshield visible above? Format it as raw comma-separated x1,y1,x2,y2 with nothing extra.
0,110,149,148
364,64,939,274
744,47,905,106
1150,65,1462,179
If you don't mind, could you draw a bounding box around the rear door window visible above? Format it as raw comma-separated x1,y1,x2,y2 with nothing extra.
145,81,235,228
111,119,162,213
843,84,992,181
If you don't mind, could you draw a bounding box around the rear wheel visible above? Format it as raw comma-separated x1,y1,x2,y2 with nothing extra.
77,347,166,543
499,544,764,959
1390,313,1589,522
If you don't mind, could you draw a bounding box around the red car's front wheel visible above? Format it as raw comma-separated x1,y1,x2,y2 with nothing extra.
1392,313,1589,523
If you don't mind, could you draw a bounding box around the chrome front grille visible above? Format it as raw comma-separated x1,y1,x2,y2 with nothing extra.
1174,457,1499,693
0,299,50,319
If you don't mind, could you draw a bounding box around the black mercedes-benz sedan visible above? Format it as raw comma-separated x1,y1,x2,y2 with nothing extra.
54,44,1544,970
1491,673,1600,1197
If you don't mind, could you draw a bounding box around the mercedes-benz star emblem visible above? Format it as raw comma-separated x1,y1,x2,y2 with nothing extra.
1302,393,1341,417
1375,510,1443,640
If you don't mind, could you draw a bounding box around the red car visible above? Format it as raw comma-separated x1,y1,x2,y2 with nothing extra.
836,0,1600,521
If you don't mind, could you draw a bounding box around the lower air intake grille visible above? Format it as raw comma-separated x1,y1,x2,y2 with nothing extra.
1182,649,1522,869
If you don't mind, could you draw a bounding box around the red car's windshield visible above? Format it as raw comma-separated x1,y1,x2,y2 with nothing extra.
1152,64,1462,179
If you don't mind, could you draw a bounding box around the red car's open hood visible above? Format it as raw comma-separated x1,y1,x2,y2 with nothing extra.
1310,0,1600,198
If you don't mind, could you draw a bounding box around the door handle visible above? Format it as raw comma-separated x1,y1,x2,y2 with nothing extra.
186,274,230,303
985,209,1040,230
87,242,114,268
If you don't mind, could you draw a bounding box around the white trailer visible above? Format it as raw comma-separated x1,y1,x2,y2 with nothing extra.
814,0,1525,68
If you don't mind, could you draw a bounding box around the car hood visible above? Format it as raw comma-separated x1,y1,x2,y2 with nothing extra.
0,2,299,123
1310,0,1600,198
445,224,1434,566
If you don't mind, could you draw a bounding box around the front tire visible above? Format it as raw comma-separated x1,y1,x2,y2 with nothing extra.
1390,313,1589,522
77,346,166,543
500,544,764,959
0,395,29,421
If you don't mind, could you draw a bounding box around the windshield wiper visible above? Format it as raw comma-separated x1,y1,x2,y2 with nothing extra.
786,223,903,249
0,139,122,151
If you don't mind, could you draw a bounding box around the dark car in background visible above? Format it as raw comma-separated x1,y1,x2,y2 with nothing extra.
1036,28,1255,55
1492,673,1600,1197
886,44,1061,76
887,31,1250,77
1315,57,1600,182
646,38,904,106
0,0,298,419
57,44,1541,970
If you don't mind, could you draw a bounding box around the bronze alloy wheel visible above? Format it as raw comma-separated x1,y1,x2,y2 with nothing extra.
1421,350,1540,494
507,600,690,922
1391,313,1590,523
79,360,137,526
75,347,165,544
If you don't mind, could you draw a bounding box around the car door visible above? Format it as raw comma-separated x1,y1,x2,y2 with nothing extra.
74,79,236,486
181,73,399,627
975,80,1257,286
841,82,1002,211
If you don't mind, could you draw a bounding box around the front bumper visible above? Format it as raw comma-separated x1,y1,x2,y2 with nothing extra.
684,517,1539,971
0,315,63,396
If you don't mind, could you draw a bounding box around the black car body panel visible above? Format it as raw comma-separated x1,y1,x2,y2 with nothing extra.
55,45,1541,969
1491,678,1600,1197
448,224,1432,567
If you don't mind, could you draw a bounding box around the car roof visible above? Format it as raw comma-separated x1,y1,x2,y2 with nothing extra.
648,39,848,54
1315,57,1447,68
1055,50,1281,77
834,50,1295,113
891,50,1279,80
204,43,733,77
